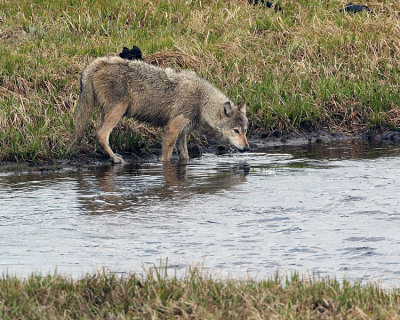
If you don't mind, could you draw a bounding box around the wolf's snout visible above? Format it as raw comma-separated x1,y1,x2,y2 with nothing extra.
238,146,250,152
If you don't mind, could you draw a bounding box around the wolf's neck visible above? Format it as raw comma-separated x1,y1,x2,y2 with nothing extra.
199,85,226,127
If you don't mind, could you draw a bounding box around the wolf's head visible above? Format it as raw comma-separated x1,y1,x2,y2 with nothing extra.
216,102,250,152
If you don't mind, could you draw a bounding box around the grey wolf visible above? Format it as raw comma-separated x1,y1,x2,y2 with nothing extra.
74,56,249,164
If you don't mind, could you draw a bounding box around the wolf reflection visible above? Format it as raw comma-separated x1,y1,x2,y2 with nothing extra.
76,161,250,215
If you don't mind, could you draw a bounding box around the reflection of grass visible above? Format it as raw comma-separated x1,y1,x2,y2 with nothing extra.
286,161,330,169
1,268,399,318
1,0,399,161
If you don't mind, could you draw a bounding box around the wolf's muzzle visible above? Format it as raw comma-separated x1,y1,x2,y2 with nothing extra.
238,146,250,152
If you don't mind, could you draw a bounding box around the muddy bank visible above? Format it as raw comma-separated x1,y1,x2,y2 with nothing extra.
1,130,400,173
250,130,358,149
215,129,400,154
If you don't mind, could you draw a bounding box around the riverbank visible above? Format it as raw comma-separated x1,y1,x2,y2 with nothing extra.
1,269,400,319
1,0,399,162
1,129,400,173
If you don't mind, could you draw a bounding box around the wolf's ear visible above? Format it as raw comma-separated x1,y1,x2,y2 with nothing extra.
223,102,232,117
238,103,246,115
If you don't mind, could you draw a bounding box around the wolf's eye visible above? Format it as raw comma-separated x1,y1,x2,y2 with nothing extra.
233,129,240,134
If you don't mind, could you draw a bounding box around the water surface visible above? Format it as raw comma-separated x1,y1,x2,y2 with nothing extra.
1,142,400,286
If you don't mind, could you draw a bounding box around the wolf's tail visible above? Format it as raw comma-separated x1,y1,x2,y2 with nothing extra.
74,73,96,141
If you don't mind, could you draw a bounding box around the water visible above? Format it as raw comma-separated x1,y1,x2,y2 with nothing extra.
1,141,400,286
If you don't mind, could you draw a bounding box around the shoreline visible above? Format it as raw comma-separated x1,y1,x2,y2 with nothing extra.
1,129,400,174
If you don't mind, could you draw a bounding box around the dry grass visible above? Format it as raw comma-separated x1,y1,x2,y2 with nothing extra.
0,0,399,161
1,268,400,319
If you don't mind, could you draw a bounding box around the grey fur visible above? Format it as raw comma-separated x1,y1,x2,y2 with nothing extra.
74,56,249,163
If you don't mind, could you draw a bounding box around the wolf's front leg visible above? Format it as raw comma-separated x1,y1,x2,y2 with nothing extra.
176,131,189,163
96,101,128,164
161,115,189,162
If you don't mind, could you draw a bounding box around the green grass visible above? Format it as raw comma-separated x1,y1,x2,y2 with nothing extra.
1,0,400,161
1,268,400,319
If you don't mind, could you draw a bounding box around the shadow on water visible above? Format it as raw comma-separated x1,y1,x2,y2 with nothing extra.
74,161,250,215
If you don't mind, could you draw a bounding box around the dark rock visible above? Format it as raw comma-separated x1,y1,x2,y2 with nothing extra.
216,145,229,154
272,131,282,138
382,131,400,143
340,2,370,13
188,144,202,156
248,0,282,11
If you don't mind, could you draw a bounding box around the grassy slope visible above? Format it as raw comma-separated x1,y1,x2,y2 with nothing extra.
0,0,399,161
1,270,400,319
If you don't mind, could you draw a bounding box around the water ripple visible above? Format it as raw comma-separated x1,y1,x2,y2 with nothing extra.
1,143,400,286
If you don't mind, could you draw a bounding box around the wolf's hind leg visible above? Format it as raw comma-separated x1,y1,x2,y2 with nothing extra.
97,101,128,164
161,115,189,162
176,131,189,163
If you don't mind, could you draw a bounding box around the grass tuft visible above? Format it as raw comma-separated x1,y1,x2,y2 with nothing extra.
1,269,400,319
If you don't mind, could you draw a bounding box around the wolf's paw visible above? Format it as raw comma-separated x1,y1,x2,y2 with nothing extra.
111,154,126,165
